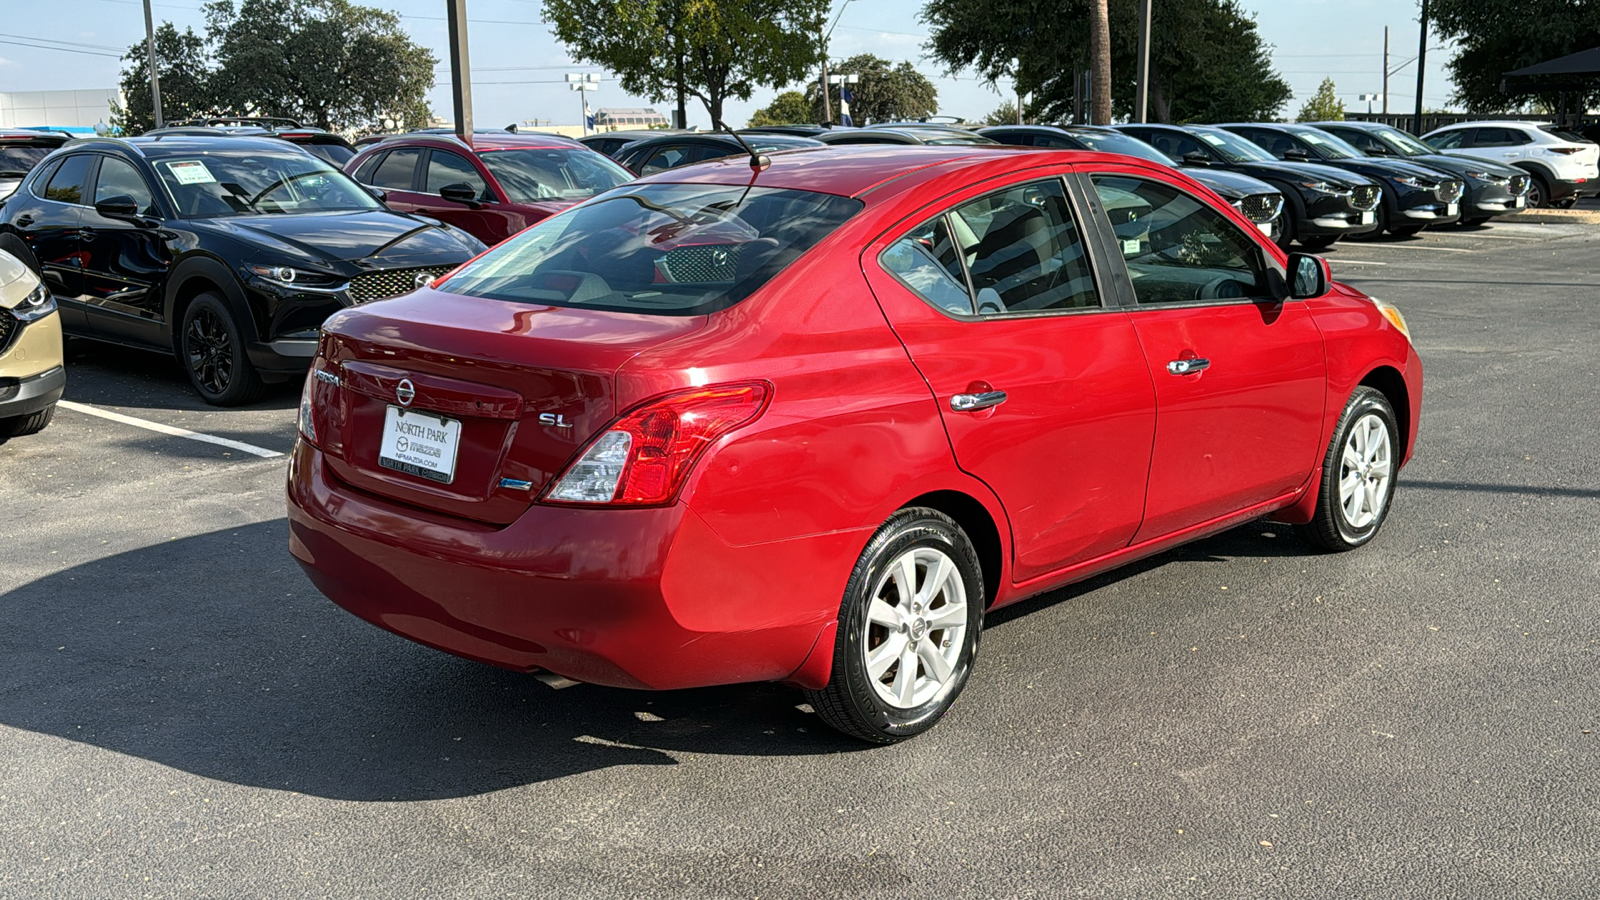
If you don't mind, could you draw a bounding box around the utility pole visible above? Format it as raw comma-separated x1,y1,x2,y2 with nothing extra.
819,0,855,125
1413,0,1428,135
446,0,473,142
141,0,163,129
568,74,598,134
1135,0,1152,122
1382,26,1390,115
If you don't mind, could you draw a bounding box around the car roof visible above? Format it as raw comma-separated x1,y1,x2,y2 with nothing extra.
363,132,587,153
1426,120,1552,133
0,129,73,144
81,134,318,158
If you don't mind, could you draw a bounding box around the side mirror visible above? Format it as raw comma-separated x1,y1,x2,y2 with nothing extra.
1366,145,1392,156
438,182,481,207
1287,252,1330,299
94,195,142,219
1182,151,1212,166
366,186,388,202
1283,148,1311,162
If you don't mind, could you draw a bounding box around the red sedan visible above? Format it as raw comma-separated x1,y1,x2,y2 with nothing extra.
288,145,1422,743
344,132,633,246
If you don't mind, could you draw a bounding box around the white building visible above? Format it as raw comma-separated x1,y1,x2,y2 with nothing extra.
593,108,669,130
0,89,121,134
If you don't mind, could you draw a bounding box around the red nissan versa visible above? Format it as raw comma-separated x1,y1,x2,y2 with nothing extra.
344,133,634,246
288,145,1422,744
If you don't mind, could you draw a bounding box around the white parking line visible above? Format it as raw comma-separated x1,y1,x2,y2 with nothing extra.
57,400,285,459
1330,260,1388,266
1380,245,1474,253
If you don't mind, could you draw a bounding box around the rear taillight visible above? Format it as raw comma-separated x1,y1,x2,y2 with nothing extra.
544,382,771,506
298,371,318,445
1549,147,1584,155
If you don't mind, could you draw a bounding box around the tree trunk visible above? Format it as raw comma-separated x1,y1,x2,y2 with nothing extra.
1150,69,1171,123
1089,0,1112,125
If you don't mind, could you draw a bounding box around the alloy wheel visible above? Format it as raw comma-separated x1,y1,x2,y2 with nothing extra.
186,306,234,396
1338,412,1393,530
862,546,969,709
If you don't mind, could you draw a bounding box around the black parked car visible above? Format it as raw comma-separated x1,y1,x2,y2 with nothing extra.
1216,123,1464,237
612,133,823,175
0,136,485,405
979,124,1286,241
577,129,677,158
818,125,997,146
1310,120,1531,226
147,124,360,168
1114,123,1381,250
1,130,72,204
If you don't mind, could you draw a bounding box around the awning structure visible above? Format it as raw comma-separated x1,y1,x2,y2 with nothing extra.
1502,47,1600,92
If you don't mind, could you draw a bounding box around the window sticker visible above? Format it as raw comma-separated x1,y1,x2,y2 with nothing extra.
1199,134,1225,145
165,160,217,185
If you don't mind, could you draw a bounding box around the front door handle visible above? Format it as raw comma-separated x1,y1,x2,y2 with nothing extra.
14,215,33,227
1167,357,1211,375
951,390,1007,412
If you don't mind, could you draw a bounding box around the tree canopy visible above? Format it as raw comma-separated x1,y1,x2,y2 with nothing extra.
1429,0,1600,111
544,0,829,127
114,23,218,134
748,90,813,126
923,0,1291,124
803,54,938,124
1296,78,1344,122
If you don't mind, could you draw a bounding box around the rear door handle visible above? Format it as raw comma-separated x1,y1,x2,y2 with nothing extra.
1167,357,1211,375
14,215,33,227
951,390,1007,412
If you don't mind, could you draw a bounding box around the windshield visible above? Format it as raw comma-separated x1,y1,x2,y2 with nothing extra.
1296,129,1362,159
439,183,862,316
0,146,54,176
1372,126,1435,157
1065,130,1174,164
479,148,633,203
1193,129,1276,163
151,150,380,218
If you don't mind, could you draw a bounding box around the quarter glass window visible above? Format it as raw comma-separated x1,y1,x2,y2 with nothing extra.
1091,174,1269,305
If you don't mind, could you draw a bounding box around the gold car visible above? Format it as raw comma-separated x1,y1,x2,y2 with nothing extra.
0,249,64,437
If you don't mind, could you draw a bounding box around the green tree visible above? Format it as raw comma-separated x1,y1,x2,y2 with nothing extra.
204,0,435,132
1430,0,1600,111
981,100,1020,126
544,0,828,127
1297,77,1344,122
923,0,1291,124
749,90,814,126
803,54,938,124
113,23,218,134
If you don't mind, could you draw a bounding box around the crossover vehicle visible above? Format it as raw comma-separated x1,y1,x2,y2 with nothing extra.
612,132,824,175
1217,123,1463,237
0,135,484,405
0,129,72,204
288,145,1422,744
160,118,360,167
1421,121,1599,208
819,126,998,146
346,132,633,246
980,124,1285,241
0,248,64,437
1114,123,1381,250
578,130,679,158
1312,121,1530,226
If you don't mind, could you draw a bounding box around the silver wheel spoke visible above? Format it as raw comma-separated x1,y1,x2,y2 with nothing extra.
867,598,902,629
919,554,953,607
1342,445,1363,473
1368,459,1391,480
917,637,953,683
893,643,919,706
892,554,918,608
925,600,967,631
867,632,906,680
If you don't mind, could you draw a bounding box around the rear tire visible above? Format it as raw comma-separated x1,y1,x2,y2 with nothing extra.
1296,387,1400,552
1526,174,1551,209
180,292,264,407
1,403,55,437
806,508,985,744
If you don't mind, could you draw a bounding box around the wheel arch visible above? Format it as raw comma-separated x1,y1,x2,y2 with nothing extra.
899,489,1004,608
163,256,259,354
1359,364,1411,458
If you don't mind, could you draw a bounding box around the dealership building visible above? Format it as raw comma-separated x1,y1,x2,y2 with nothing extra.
0,89,120,134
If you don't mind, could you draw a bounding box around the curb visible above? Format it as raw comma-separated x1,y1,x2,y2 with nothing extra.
1501,208,1600,225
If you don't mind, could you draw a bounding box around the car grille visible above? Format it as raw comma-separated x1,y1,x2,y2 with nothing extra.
1509,174,1530,196
1435,180,1464,204
658,244,742,283
0,308,16,354
347,266,457,304
1234,193,1283,224
1351,185,1382,211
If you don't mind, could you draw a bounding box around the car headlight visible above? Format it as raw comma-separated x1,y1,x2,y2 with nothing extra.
247,264,345,291
1465,170,1509,184
1392,175,1430,189
1372,297,1411,342
11,283,56,322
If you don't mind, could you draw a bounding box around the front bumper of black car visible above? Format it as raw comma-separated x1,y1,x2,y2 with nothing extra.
1300,185,1382,238
1462,176,1530,218
1392,179,1465,225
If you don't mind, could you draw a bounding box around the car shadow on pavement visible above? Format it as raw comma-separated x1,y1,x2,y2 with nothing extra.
0,520,866,802
63,339,300,412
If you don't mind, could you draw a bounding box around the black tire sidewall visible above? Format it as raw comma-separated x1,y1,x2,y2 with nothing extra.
1325,390,1400,547
180,293,256,405
828,510,984,742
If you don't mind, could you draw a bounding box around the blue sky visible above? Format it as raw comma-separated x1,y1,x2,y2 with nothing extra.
0,0,1458,128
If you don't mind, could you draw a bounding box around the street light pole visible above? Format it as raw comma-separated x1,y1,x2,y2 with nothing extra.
1413,0,1429,135
446,0,473,142
1382,26,1390,115
1135,0,1151,122
142,0,163,129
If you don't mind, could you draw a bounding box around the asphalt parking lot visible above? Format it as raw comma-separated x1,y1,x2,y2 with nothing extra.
3,220,1598,899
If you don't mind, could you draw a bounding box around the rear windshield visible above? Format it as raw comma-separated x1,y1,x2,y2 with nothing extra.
1538,124,1590,143
479,148,633,203
0,146,55,176
438,183,863,316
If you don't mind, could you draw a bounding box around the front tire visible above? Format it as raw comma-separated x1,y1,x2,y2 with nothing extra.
806,508,985,744
1296,387,1400,552
1526,174,1551,209
180,292,264,406
1,403,55,437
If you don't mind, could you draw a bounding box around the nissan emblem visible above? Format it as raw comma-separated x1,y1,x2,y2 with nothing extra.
396,378,415,407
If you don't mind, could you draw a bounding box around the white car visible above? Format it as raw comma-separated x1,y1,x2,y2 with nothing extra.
1422,121,1599,208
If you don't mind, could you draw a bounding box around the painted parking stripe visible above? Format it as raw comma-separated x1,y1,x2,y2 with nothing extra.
57,400,285,459
1330,259,1388,266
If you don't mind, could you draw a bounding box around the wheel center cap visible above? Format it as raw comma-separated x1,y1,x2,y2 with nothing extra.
910,618,928,642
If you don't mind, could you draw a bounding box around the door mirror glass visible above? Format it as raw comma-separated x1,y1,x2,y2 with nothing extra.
1288,252,1329,299
366,186,388,202
1283,148,1311,162
438,182,479,205
1181,151,1212,165
93,194,141,218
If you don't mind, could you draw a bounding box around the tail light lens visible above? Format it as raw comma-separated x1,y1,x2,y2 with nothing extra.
298,371,318,445
544,382,771,507
1549,147,1584,155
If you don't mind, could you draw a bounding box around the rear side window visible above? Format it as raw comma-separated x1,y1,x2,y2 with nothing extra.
42,154,94,205
370,148,422,189
638,144,694,175
1091,174,1271,305
1472,128,1529,147
882,179,1099,316
438,183,862,316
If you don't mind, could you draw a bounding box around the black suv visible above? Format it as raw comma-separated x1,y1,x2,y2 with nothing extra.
1310,121,1531,226
613,133,823,175
1114,123,1382,250
0,136,484,405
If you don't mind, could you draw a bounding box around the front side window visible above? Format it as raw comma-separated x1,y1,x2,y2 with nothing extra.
93,157,158,216
425,150,489,198
882,179,1099,316
1472,128,1529,147
438,183,862,316
43,154,94,205
1091,174,1270,305
639,144,693,175
150,150,382,218
478,148,631,203
1427,129,1465,150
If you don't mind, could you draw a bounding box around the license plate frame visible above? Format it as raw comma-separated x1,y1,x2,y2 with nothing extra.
378,405,462,484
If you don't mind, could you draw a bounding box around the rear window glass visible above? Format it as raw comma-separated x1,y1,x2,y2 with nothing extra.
1,145,55,176
1538,125,1589,143
439,183,863,316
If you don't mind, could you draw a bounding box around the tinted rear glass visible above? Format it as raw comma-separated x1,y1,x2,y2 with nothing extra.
1538,125,1589,143
0,145,55,175
439,183,862,316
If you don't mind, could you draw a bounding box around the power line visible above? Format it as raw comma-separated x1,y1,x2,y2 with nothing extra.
0,38,124,58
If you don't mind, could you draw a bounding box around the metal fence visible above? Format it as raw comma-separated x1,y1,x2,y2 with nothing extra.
1343,111,1596,135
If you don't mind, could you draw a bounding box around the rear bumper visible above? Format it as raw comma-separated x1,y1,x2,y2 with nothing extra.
0,365,65,419
286,441,845,690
